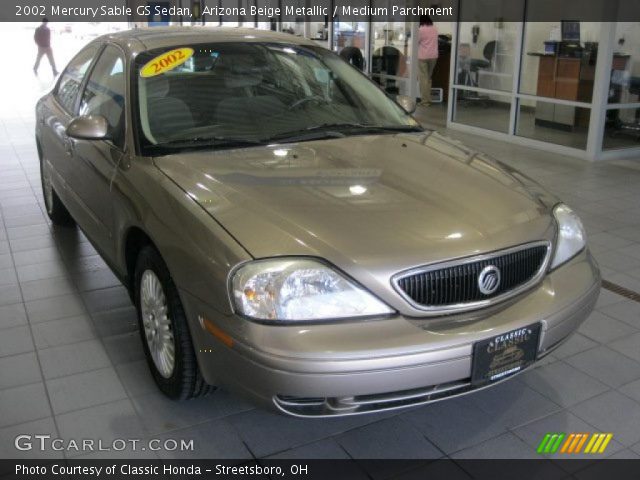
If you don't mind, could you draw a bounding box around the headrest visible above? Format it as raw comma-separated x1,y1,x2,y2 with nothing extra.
146,75,169,98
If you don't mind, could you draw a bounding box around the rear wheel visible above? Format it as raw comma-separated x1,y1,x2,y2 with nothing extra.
40,156,75,226
134,245,215,400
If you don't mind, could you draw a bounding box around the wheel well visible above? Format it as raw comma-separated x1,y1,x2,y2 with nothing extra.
124,227,155,294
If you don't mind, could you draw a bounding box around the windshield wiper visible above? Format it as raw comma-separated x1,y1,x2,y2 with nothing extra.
155,136,265,150
266,123,423,143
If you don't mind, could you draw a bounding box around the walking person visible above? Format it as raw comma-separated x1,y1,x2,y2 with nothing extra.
33,18,59,76
418,15,438,106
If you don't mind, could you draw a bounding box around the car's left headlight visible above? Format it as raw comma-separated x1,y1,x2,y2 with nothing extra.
231,258,394,322
551,204,586,269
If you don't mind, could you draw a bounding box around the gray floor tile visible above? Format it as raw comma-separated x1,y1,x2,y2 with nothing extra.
153,418,253,460
38,339,111,379
0,283,21,306
73,268,121,292
25,293,87,323
608,332,640,362
16,261,68,283
0,383,51,428
619,375,640,402
450,432,541,460
401,396,507,454
0,253,12,269
103,332,145,364
2,213,46,228
12,247,62,267
337,416,441,459
577,311,637,344
0,325,34,357
0,352,42,390
56,399,146,457
115,360,160,397
598,301,640,329
31,315,96,349
570,391,640,446
226,408,381,458
0,417,63,459
0,303,27,329
92,306,138,337
518,361,609,407
594,289,627,309
605,273,640,295
20,276,76,301
130,389,253,435
81,286,132,313
46,367,128,415
0,267,18,287
268,438,350,459
468,380,562,430
551,333,598,359
565,346,640,388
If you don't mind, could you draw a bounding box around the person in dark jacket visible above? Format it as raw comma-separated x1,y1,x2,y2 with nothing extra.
33,18,58,76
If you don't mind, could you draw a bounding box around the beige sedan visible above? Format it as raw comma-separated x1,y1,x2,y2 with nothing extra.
35,27,600,417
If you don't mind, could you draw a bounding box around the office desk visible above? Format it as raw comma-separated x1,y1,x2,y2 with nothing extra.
528,52,593,130
528,52,629,130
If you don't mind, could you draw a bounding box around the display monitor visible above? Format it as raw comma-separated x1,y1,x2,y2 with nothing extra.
561,21,580,42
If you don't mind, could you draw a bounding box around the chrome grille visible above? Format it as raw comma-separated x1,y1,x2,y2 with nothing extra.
394,242,550,313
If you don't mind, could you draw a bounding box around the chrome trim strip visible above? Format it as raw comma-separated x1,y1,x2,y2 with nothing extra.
391,240,552,317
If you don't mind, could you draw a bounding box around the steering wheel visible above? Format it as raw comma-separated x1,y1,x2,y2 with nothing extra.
288,95,328,110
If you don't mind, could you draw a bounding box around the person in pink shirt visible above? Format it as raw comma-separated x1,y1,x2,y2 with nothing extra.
418,15,439,106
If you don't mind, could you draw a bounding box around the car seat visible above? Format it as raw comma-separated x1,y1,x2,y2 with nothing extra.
146,75,195,140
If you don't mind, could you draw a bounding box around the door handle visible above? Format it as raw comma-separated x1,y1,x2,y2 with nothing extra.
64,138,75,156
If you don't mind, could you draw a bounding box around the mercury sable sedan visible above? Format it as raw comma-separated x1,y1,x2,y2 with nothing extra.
36,28,600,417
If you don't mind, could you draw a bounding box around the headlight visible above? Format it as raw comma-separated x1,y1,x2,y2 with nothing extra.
551,204,586,269
231,258,394,321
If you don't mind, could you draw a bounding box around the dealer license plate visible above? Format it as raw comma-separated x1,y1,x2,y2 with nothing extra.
471,323,541,387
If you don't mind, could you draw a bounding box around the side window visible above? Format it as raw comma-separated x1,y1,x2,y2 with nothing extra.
79,45,126,149
56,45,100,114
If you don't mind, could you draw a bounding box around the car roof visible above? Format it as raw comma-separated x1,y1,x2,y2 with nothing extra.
97,26,316,55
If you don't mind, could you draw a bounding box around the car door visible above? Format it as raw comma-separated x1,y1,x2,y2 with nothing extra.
38,44,101,212
70,44,127,260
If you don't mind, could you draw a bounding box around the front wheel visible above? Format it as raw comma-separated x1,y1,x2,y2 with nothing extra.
134,246,215,400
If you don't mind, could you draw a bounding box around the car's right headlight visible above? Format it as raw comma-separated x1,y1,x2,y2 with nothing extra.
551,204,586,269
231,258,394,322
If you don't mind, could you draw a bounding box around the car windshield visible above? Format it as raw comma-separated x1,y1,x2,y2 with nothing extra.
135,42,421,154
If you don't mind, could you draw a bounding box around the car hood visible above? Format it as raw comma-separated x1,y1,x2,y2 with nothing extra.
153,132,556,314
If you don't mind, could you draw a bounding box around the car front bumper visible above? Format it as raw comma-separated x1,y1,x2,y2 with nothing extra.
183,249,600,417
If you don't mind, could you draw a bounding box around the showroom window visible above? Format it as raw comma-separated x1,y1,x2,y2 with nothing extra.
447,0,639,160
451,0,520,134
515,18,601,149
602,22,640,151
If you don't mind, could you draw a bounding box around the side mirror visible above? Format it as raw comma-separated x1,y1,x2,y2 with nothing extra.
66,115,110,140
396,95,417,114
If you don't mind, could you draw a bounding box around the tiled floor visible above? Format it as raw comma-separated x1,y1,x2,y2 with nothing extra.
2,29,640,472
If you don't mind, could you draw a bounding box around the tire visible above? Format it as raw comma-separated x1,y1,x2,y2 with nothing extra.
39,155,75,226
134,245,215,400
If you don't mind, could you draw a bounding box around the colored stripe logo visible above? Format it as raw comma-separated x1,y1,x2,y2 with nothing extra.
537,433,613,454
